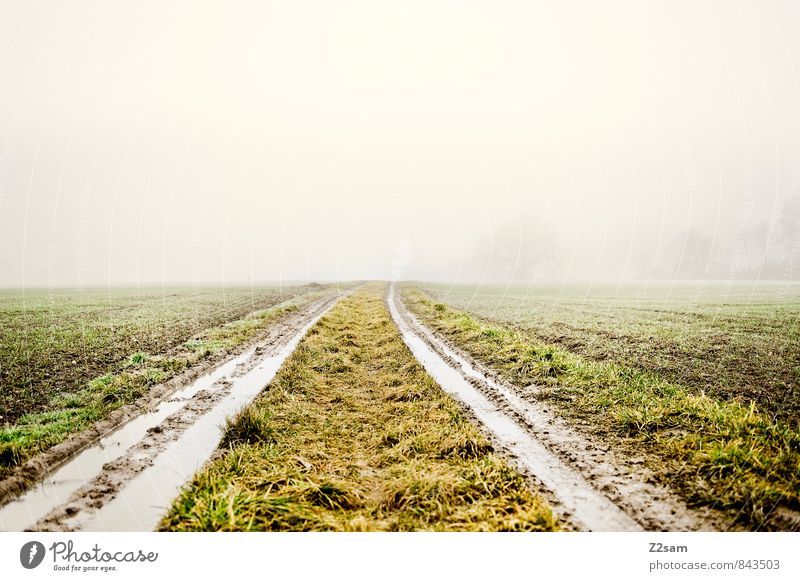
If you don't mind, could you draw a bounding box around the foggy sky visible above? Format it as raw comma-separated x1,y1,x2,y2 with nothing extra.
1,0,799,286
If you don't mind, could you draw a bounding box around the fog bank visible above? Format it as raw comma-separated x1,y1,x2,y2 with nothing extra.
1,1,799,287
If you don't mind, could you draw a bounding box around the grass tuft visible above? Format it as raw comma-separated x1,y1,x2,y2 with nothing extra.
221,408,276,448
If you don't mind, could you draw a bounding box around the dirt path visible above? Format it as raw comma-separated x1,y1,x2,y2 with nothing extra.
0,291,347,532
388,284,726,532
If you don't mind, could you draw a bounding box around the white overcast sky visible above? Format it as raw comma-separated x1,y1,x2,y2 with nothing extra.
1,0,799,286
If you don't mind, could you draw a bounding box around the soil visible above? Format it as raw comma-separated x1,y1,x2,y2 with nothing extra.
388,284,738,532
0,292,346,532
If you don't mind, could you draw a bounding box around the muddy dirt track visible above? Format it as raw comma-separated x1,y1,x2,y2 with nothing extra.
1,283,734,532
0,291,346,532
387,284,733,532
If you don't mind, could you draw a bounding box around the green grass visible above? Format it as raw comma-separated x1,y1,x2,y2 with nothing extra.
160,285,557,531
414,282,800,426
0,286,328,478
402,285,800,529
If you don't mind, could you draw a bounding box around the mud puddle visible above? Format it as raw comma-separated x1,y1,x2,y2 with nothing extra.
0,291,345,532
388,284,721,532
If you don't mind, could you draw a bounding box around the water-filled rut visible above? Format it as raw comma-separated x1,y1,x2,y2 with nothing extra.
388,284,719,532
0,291,346,532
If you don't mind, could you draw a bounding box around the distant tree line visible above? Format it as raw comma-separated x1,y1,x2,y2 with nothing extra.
467,196,800,283
663,195,800,280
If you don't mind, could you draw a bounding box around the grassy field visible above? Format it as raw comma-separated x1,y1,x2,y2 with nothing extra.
161,285,556,531
414,283,800,425
403,283,800,529
0,286,315,477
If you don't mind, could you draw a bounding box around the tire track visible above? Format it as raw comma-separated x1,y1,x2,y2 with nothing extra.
0,290,348,532
388,283,723,532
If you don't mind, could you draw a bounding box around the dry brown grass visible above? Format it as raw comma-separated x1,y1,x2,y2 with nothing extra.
161,284,556,531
